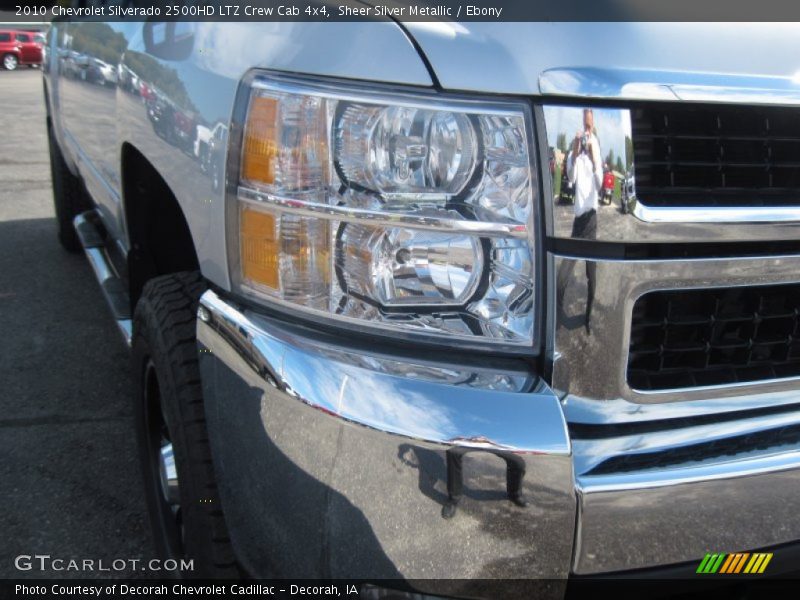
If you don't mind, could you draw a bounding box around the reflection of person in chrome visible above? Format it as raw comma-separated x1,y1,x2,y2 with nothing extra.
568,108,602,237
561,108,601,332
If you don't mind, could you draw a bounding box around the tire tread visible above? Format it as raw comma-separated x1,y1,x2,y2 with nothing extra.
133,272,238,578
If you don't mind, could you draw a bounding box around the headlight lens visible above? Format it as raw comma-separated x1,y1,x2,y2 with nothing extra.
232,75,537,349
338,224,484,306
337,105,478,197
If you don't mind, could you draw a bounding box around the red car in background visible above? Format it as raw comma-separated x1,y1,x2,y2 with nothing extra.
0,30,44,71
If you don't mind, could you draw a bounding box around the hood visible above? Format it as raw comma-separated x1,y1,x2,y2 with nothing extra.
402,22,800,96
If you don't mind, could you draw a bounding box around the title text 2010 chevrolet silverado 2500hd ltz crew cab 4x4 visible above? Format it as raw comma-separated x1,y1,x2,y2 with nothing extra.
43,11,800,594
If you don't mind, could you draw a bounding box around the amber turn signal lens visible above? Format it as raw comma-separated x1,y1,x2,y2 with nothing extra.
240,205,279,290
241,96,279,185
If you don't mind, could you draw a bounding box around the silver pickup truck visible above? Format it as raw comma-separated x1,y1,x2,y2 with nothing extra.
44,10,800,592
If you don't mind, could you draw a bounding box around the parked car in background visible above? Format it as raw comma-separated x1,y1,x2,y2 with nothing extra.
87,57,118,86
14,31,44,66
195,121,228,190
59,49,88,79
622,171,636,214
0,30,44,70
205,122,228,191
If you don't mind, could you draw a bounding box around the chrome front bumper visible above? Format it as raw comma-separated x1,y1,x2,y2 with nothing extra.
196,291,575,592
197,285,800,585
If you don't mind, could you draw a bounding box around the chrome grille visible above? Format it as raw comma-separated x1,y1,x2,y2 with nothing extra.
628,284,800,391
586,423,800,475
633,104,800,207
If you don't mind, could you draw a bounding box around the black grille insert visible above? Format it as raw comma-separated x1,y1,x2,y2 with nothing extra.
628,284,800,391
632,104,800,207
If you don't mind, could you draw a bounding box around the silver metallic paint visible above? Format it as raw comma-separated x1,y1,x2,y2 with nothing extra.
47,20,433,290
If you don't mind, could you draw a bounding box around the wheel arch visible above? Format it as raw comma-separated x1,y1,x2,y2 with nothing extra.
120,143,200,312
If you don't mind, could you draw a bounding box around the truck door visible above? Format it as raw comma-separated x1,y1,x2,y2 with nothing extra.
56,7,133,248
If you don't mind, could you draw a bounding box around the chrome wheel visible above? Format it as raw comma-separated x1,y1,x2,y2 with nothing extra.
3,54,18,71
144,359,184,557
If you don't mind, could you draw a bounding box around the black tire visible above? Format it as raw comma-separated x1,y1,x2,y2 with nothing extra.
132,272,238,578
47,125,89,252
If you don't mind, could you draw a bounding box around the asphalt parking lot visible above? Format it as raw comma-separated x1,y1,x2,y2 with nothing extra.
0,68,154,578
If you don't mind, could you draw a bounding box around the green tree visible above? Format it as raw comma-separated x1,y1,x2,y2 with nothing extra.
556,132,568,153
625,136,634,171
604,149,615,170
71,22,126,65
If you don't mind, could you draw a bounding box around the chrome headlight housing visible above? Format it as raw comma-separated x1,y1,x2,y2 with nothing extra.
228,73,538,351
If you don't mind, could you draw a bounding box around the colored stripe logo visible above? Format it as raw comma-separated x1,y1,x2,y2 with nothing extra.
697,552,772,574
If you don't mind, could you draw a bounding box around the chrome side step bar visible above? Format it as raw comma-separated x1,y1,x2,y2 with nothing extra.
73,212,132,346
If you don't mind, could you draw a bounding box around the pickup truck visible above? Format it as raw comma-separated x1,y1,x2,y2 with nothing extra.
44,10,800,594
